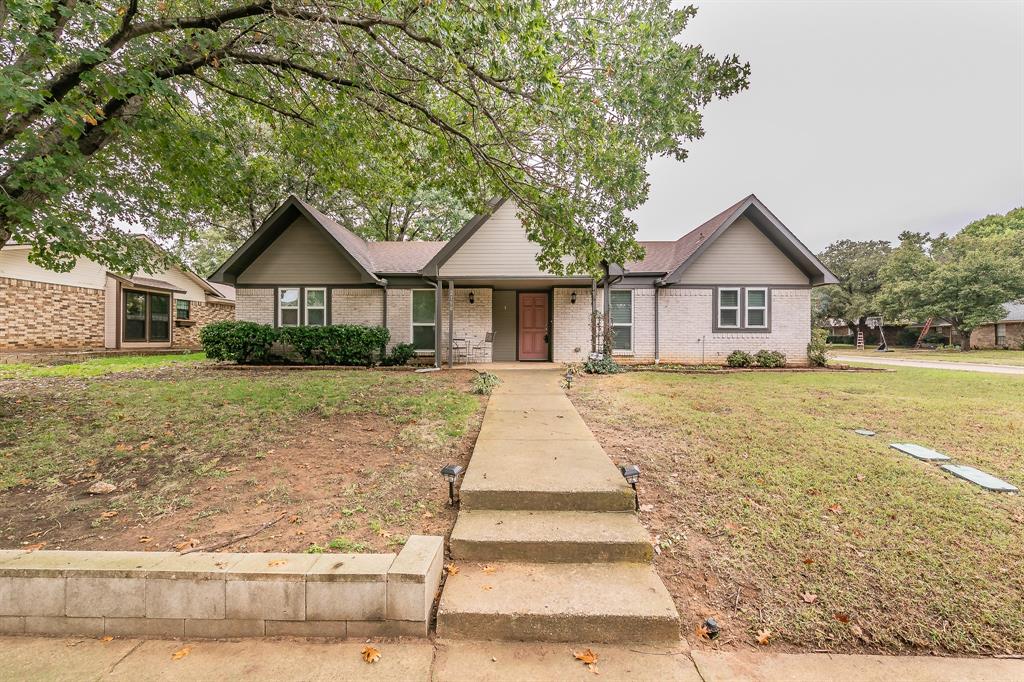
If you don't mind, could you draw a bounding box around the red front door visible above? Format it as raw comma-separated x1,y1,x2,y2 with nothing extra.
518,292,549,361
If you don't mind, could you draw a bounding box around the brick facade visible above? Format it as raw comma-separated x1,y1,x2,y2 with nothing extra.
971,321,1024,349
553,287,599,363
172,300,236,348
235,288,275,325
439,287,492,363
0,277,105,350
331,288,385,327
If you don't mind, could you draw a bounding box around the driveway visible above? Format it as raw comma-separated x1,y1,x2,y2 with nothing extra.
834,355,1024,375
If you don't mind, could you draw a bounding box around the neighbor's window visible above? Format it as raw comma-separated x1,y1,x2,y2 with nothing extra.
745,288,768,328
610,289,633,351
124,291,147,341
175,298,191,320
305,288,326,326
124,290,170,342
996,323,1007,347
279,288,300,327
149,294,170,341
718,288,740,328
412,289,436,351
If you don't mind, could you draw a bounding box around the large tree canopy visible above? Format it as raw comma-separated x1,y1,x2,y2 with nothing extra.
0,0,749,275
812,239,892,332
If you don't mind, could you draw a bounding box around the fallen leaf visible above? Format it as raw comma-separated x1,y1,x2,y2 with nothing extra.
139,442,151,451
694,623,710,640
828,503,843,514
174,539,196,551
99,636,113,642
171,646,191,660
100,511,118,518
24,542,46,551
445,563,460,575
422,511,434,519
361,645,381,663
574,648,599,665
268,560,287,567
801,592,817,604
289,515,301,524
723,521,741,534
855,474,866,482
138,536,154,544
850,624,864,638
481,585,493,591
85,459,98,467
115,443,133,452
481,564,497,574
834,612,850,624
756,629,772,645
801,557,814,566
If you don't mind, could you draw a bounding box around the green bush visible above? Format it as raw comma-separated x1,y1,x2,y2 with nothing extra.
807,329,830,367
278,325,390,366
583,356,625,374
754,349,787,368
380,343,416,367
471,372,502,395
200,321,278,364
726,350,754,368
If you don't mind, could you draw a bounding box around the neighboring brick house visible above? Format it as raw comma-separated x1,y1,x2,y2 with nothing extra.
972,301,1024,349
211,194,838,366
0,240,234,352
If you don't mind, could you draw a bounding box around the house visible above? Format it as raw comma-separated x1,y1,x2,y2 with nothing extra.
0,240,234,352
209,194,838,365
972,301,1024,349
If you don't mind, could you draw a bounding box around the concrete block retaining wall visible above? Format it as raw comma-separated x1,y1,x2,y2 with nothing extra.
0,535,443,639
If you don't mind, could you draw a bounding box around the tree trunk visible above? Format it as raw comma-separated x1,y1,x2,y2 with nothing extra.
960,328,972,352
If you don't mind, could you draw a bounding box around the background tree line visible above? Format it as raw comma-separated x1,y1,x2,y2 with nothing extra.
813,207,1024,350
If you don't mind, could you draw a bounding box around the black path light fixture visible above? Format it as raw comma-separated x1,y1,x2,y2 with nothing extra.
619,464,640,511
440,464,465,506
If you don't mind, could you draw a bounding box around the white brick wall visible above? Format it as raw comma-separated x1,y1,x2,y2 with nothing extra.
385,289,412,350
235,288,274,324
439,287,492,363
331,289,384,327
553,287,599,363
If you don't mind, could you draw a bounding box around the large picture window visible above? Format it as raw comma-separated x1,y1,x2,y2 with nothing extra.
412,289,436,351
610,289,633,351
278,288,300,327
716,287,770,331
123,290,171,342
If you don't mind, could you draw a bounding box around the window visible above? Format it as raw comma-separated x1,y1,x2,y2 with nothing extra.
610,289,633,351
123,290,170,342
996,323,1007,347
305,288,326,326
716,287,770,331
718,288,740,328
278,288,300,327
175,299,191,320
412,289,436,351
745,288,768,328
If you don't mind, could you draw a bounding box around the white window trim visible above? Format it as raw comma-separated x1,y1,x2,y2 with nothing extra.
718,288,741,328
610,289,634,353
411,289,436,352
278,287,300,327
304,287,327,326
745,287,768,328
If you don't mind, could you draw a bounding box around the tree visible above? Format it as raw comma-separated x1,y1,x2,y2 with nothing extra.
812,239,892,335
876,230,1024,350
959,207,1024,238
0,0,749,276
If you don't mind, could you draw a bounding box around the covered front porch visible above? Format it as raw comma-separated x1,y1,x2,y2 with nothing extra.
425,277,597,367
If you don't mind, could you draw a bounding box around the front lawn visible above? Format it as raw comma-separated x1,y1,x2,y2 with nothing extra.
834,347,1024,367
0,360,484,554
570,368,1024,655
0,352,207,378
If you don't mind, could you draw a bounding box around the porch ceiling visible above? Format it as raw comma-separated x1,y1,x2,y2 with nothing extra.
438,277,594,289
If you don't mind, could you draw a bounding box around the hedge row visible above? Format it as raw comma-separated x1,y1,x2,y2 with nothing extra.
200,321,414,366
725,349,788,368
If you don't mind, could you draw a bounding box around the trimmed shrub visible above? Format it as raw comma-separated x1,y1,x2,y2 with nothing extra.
754,349,787,368
726,350,754,368
200,321,278,364
807,328,830,367
380,343,416,367
278,325,390,366
583,356,625,374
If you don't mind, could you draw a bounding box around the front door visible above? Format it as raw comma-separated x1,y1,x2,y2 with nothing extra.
518,292,549,361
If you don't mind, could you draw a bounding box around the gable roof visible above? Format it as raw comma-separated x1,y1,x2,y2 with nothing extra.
418,197,507,276
208,195,382,285
641,195,838,286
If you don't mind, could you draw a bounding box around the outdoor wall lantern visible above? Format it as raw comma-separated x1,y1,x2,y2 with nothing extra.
469,292,475,304
570,292,577,304
619,464,641,511
440,464,466,506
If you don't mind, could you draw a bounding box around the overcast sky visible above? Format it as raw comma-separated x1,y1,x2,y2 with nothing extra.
630,0,1024,251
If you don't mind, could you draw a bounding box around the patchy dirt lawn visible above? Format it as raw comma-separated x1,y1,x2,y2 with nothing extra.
0,361,484,555
570,368,1024,656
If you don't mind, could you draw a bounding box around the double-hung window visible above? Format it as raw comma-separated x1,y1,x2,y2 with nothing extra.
745,288,768,328
305,288,326,326
996,323,1007,347
610,289,633,351
175,299,191,320
278,288,300,327
716,287,770,331
412,289,436,351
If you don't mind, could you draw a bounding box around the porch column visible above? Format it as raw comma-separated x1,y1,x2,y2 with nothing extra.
434,283,442,368
591,280,597,354
654,285,660,364
448,279,455,369
602,263,611,355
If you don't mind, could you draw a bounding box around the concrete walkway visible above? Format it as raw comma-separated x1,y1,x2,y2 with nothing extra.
4,635,1022,681
835,354,1024,374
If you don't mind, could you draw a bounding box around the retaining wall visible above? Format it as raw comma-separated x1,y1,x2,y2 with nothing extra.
0,535,443,639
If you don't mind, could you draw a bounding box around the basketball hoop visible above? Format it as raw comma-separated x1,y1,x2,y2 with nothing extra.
865,316,882,330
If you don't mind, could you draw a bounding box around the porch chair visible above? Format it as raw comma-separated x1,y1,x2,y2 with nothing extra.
470,332,494,363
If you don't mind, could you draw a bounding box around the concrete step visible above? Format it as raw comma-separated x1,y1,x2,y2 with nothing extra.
460,440,636,512
450,510,653,563
437,562,680,643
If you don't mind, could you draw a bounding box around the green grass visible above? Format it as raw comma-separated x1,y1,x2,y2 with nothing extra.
833,347,1024,367
572,368,1024,654
0,352,207,379
0,369,480,491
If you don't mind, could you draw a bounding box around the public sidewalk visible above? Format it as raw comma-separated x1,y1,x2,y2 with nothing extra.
3,635,1022,681
834,354,1024,374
